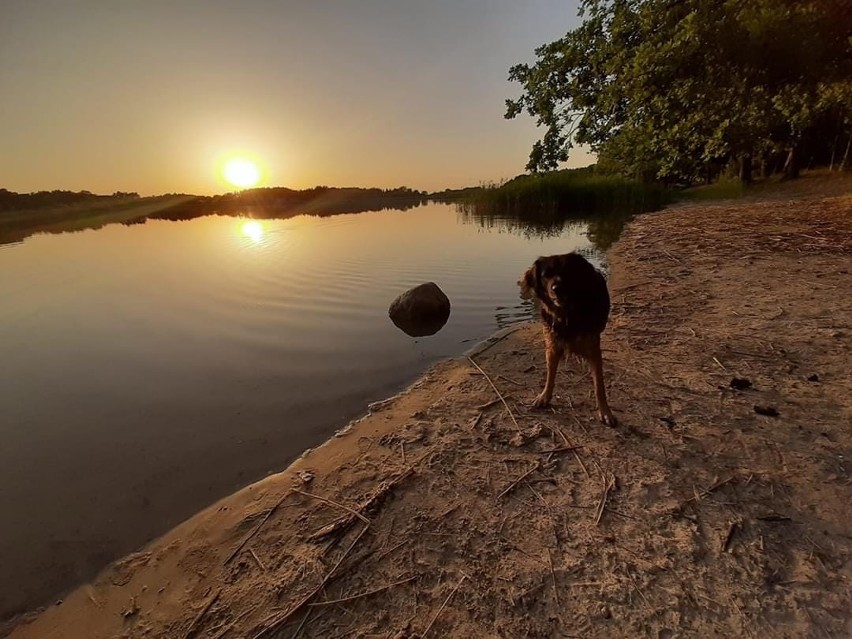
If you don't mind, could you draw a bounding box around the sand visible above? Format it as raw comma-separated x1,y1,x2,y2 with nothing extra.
5,178,851,638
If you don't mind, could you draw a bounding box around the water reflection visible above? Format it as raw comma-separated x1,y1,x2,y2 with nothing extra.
456,201,634,255
390,311,451,337
494,297,537,330
585,213,635,252
240,219,265,243
1,189,639,255
0,188,429,248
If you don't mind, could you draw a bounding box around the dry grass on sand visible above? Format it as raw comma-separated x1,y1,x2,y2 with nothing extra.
7,182,852,638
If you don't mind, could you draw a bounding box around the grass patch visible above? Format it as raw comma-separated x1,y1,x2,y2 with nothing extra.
457,167,669,251
468,167,669,216
677,176,747,201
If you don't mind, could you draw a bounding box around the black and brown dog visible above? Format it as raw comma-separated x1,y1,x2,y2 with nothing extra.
519,252,617,426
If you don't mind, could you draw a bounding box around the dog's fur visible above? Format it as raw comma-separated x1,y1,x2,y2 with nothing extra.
519,252,616,426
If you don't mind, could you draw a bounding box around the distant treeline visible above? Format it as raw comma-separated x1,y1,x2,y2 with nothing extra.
0,185,430,217
429,186,484,202
0,189,140,212
146,185,430,222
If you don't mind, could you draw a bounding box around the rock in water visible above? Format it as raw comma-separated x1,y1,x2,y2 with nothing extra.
388,282,451,337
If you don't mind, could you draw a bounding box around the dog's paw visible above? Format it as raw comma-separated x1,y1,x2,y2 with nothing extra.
599,410,618,427
532,393,551,409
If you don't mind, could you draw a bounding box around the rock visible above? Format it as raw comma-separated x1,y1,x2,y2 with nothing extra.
730,377,752,390
388,282,451,337
754,405,780,417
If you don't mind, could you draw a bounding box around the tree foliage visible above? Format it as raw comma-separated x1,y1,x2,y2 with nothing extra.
506,0,852,182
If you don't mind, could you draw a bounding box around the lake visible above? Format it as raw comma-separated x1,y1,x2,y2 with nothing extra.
0,201,617,618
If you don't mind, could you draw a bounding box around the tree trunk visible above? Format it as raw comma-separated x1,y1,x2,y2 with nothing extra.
783,145,800,180
829,134,839,171
843,133,852,171
739,154,752,183
829,113,844,171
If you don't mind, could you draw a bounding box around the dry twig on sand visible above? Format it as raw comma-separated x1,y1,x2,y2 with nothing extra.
293,489,371,525
476,396,510,411
308,468,413,542
550,425,591,478
253,524,370,639
547,549,560,606
594,473,617,526
467,356,522,433
290,608,313,639
680,476,735,509
376,538,410,561
497,461,542,500
421,574,468,638
308,575,417,608
212,610,253,639
626,569,651,607
248,548,266,571
183,589,221,639
712,356,728,372
225,491,293,565
536,445,582,455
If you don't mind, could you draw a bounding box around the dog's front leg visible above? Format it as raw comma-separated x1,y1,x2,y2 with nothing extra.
533,336,563,408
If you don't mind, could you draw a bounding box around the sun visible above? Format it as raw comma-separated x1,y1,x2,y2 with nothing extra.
223,158,261,189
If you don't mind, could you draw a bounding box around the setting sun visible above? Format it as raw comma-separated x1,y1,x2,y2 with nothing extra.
223,158,261,189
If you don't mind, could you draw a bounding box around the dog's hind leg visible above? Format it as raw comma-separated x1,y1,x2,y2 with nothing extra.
586,337,617,427
533,334,563,408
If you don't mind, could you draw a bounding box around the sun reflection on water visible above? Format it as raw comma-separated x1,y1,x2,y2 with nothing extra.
240,220,264,243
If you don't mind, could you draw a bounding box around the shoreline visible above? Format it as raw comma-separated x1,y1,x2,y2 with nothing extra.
7,180,852,638
1,326,532,637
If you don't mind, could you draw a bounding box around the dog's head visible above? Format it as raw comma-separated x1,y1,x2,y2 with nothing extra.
519,253,593,309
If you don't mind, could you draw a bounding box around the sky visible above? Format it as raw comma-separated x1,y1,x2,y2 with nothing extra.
0,1,591,196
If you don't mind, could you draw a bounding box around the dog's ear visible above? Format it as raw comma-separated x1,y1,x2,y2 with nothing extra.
518,258,542,300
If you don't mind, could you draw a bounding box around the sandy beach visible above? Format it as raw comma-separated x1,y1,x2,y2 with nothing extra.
6,178,851,638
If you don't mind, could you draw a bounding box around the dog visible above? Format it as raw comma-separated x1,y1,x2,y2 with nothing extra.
519,252,617,426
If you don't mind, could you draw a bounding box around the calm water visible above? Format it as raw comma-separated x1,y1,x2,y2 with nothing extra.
0,202,611,616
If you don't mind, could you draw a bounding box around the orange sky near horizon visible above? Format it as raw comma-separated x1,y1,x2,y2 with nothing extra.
0,1,592,196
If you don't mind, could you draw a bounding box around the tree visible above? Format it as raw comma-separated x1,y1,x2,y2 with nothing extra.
506,0,852,183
